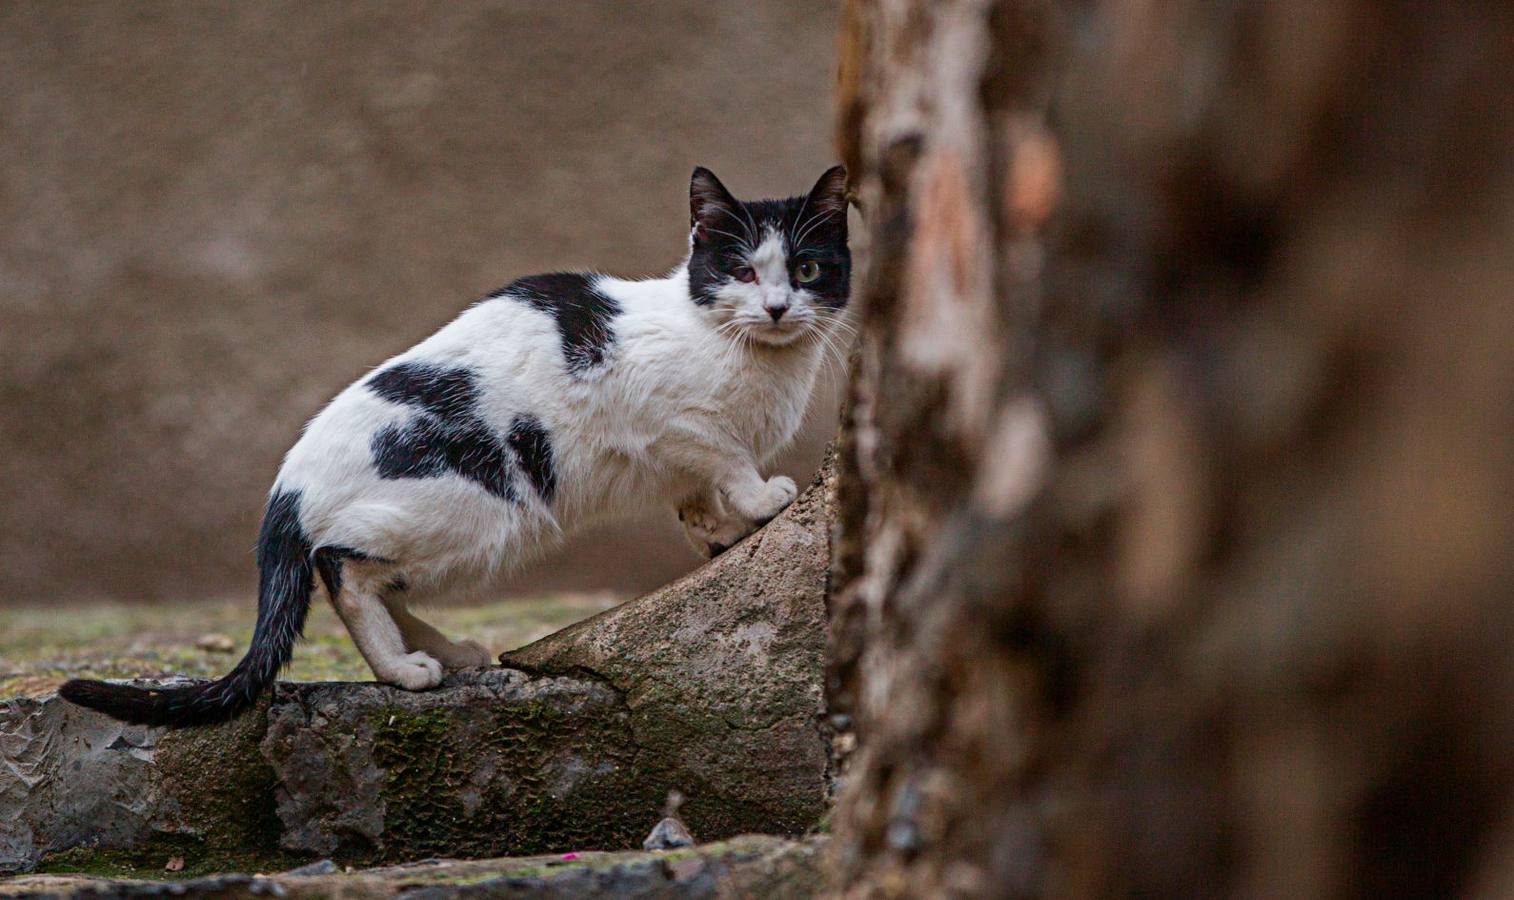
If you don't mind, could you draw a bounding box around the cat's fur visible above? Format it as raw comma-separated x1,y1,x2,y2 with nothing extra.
60,165,850,728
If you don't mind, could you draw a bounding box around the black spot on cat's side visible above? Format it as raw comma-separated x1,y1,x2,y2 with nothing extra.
365,362,558,504
507,414,557,502
371,415,516,500
368,362,481,419
494,273,621,373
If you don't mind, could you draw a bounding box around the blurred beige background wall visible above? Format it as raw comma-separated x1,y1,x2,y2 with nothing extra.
0,1,841,606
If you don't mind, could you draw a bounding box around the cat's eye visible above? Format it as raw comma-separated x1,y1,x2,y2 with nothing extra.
732,266,757,283
795,261,821,283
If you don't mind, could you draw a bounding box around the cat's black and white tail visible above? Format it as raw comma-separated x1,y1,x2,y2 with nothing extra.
59,490,315,728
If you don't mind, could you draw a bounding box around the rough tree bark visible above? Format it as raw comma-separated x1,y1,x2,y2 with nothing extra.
829,1,1514,898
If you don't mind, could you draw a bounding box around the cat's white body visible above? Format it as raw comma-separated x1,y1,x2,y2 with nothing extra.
60,166,850,726
280,265,820,593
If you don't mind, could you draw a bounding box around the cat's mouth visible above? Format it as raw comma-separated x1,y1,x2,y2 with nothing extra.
743,319,812,347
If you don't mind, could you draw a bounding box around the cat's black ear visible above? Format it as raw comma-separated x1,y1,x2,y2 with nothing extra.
690,166,742,236
805,165,849,219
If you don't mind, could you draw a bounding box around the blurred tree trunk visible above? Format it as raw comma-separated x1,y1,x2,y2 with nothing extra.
827,0,1514,897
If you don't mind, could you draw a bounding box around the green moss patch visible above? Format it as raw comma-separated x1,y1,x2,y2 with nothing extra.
32,836,302,882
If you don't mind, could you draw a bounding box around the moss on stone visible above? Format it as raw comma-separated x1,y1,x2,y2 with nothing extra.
154,700,287,863
34,700,314,880
368,706,473,861
31,835,302,882
359,695,657,864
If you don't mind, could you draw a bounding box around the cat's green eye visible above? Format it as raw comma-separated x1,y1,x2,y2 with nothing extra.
795,260,821,283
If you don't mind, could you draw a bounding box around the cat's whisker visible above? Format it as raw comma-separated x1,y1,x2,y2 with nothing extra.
793,208,840,249
738,205,762,247
790,190,814,250
812,325,853,381
712,205,759,246
814,308,859,333
817,314,860,365
702,225,754,250
811,318,858,351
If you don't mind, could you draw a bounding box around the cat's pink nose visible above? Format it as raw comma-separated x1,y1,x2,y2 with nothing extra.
765,303,788,322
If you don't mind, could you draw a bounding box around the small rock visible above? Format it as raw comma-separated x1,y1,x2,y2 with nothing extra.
165,856,185,872
643,791,695,850
196,633,236,653
281,859,338,877
643,816,695,850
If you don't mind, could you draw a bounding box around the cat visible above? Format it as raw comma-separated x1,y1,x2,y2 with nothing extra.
60,165,851,729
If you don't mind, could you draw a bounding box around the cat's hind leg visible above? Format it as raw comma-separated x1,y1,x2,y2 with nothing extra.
324,562,444,690
677,489,756,558
383,595,493,670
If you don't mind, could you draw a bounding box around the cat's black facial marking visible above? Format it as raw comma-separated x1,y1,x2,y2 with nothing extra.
494,273,621,373
687,165,851,308
366,363,557,504
507,414,557,502
688,167,755,307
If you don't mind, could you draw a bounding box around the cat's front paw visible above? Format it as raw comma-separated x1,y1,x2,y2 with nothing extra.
732,475,798,524
679,501,755,558
381,651,445,691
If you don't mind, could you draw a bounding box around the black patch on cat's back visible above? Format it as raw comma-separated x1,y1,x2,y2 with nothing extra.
365,361,557,505
368,362,480,419
494,273,621,373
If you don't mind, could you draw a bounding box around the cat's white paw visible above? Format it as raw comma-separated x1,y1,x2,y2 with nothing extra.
679,502,755,558
383,651,445,690
439,639,493,669
733,475,798,523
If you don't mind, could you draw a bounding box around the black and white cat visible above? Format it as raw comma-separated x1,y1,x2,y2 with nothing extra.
61,166,850,728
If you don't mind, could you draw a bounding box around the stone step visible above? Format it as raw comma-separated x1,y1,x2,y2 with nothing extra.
0,834,826,899
0,465,834,876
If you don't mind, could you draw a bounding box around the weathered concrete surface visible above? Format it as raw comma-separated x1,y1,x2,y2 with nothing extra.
0,678,282,879
0,835,827,899
504,460,836,840
0,462,834,876
265,671,639,862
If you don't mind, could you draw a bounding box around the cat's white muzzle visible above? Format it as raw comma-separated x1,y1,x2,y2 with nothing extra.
744,316,814,347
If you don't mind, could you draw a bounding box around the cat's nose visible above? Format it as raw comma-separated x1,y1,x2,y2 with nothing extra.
765,303,788,322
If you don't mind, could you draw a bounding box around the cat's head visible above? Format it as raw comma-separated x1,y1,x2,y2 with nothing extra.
687,166,850,347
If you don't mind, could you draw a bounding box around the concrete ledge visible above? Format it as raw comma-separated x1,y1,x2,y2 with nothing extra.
0,463,834,876
0,834,827,899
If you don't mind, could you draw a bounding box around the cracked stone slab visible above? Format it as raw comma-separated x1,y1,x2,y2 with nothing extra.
0,459,835,875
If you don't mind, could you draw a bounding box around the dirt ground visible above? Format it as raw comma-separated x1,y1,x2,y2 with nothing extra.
0,592,622,700
0,2,841,608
